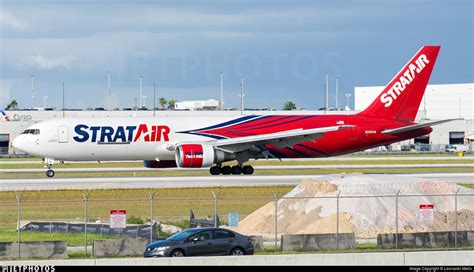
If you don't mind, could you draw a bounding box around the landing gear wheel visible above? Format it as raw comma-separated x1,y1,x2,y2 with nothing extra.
209,166,221,175
242,165,254,175
46,169,55,178
221,166,232,175
231,165,242,175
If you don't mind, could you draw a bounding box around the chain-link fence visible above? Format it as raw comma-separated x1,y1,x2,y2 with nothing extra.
1,187,473,259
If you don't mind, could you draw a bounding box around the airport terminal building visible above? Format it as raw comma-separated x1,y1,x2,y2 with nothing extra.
1,83,473,155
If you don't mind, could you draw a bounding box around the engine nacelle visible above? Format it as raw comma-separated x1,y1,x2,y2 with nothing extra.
175,144,233,168
144,160,177,168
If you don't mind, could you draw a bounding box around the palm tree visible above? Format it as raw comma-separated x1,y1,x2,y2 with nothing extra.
158,97,167,110
283,101,296,110
5,100,18,110
168,99,176,110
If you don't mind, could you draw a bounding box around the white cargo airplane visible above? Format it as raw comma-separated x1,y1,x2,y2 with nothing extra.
12,46,449,178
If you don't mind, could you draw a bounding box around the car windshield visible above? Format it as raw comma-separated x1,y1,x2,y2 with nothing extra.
167,229,199,241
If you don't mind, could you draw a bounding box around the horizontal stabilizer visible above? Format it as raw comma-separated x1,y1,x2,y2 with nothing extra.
381,119,462,135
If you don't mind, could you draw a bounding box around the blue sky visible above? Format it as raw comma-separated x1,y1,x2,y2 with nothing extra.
1,0,472,110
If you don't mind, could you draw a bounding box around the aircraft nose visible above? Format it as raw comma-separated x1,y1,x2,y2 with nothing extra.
12,136,24,152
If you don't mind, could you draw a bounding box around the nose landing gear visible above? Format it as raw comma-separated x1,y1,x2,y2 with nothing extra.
209,165,254,175
46,169,55,178
44,158,55,178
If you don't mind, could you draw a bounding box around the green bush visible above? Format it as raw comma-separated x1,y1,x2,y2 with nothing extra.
126,215,144,224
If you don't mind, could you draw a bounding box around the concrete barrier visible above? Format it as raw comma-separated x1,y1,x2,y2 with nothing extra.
281,233,356,251
21,221,158,240
3,250,472,266
250,236,264,252
93,239,148,257
378,231,474,249
0,241,67,260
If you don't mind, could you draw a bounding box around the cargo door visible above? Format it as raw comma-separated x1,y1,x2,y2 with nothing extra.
58,126,68,143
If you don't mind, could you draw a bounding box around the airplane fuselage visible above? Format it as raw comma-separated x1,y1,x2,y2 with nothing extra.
13,114,431,162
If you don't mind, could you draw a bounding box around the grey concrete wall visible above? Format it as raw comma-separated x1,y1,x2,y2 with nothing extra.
281,233,356,252
378,231,474,249
0,241,67,260
3,250,473,266
21,221,157,240
93,239,148,257
250,236,264,252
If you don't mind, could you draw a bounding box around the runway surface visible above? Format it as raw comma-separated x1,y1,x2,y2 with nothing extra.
0,173,472,191
1,156,473,164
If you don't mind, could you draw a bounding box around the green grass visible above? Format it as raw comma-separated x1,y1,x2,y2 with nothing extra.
258,244,474,255
0,186,293,245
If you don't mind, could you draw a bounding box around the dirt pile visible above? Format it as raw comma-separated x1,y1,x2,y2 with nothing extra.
232,174,474,240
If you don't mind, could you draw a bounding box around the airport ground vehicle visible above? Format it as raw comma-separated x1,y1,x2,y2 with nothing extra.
446,144,468,153
143,227,254,257
13,46,458,177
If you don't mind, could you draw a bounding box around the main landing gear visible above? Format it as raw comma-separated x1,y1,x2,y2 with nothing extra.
209,165,254,175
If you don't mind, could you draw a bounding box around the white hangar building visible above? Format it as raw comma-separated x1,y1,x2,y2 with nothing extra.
355,83,474,149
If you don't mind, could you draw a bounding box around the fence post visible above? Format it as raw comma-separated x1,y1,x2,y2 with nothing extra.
212,192,218,227
15,194,21,260
150,192,155,242
395,190,400,249
273,192,279,252
336,191,341,250
455,188,460,248
83,193,89,257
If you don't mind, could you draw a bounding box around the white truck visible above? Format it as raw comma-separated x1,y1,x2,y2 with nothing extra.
446,144,468,153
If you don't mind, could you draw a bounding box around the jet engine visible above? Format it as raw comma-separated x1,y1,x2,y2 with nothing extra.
175,144,234,168
143,160,177,168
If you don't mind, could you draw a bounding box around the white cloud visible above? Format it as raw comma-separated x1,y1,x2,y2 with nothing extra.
0,9,27,30
20,55,77,70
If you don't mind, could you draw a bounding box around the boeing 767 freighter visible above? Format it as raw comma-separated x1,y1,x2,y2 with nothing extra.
13,46,456,177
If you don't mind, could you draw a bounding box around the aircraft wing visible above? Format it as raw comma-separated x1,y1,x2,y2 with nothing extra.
381,119,461,135
210,125,355,153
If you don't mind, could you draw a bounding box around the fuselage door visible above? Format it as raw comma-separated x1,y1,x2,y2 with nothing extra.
58,126,68,143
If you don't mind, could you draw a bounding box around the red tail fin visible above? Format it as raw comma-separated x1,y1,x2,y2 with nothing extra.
358,46,440,122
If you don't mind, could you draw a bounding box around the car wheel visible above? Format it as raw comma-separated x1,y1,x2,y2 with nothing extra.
170,249,185,257
230,247,245,256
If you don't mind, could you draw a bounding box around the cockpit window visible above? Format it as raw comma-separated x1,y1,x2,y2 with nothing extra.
22,129,40,135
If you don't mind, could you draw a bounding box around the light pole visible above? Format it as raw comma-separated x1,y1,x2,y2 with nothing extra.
42,96,48,108
153,83,156,117
139,76,143,108
220,73,224,110
345,93,352,110
62,82,65,118
108,72,112,111
239,76,244,115
31,75,35,109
